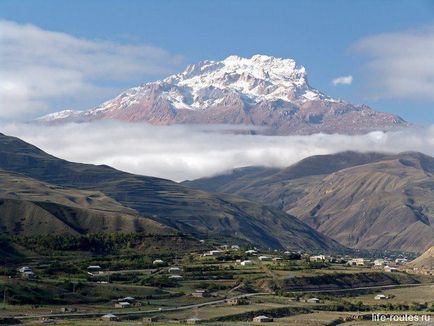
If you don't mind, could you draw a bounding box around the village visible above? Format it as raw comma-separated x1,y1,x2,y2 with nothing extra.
3,243,432,325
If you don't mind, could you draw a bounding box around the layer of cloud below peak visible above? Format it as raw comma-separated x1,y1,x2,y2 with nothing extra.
2,122,434,182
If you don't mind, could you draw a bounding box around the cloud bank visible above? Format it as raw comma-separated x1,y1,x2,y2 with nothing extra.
332,75,353,86
353,27,434,101
2,122,434,182
0,20,182,119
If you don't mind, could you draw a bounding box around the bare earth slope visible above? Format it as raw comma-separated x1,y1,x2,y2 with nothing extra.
0,169,171,236
0,133,342,251
185,151,434,252
409,246,434,270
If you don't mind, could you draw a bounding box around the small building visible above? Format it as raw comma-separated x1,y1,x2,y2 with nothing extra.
169,274,183,280
240,260,253,266
231,245,240,250
226,297,249,305
192,289,209,298
153,259,165,265
310,255,326,262
373,259,385,266
101,313,118,321
384,265,398,272
118,296,135,303
245,250,257,255
168,267,182,273
347,258,367,266
375,294,388,300
18,266,32,273
143,316,159,323
395,258,408,265
253,315,273,323
272,257,282,262
186,317,202,324
258,256,271,261
60,307,77,313
307,297,320,303
87,265,101,271
115,302,131,308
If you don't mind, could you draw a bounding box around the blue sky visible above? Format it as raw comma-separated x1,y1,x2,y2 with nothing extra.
1,0,434,123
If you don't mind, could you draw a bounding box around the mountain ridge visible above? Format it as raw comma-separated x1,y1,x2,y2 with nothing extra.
184,151,434,252
0,132,342,251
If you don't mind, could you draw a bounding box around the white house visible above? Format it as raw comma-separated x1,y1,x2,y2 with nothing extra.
153,259,165,265
374,259,385,266
118,296,135,302
204,250,222,256
231,245,240,250
307,297,320,303
240,260,253,266
258,256,271,261
347,258,367,266
310,255,326,262
375,294,388,300
169,274,183,280
168,267,182,273
253,315,273,323
115,301,131,308
245,250,257,255
101,313,118,321
18,266,32,273
384,266,398,272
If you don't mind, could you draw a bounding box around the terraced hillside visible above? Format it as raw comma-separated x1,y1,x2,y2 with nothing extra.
185,151,434,252
0,133,342,251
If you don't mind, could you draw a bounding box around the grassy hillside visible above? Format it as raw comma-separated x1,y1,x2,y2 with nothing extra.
185,151,434,252
0,133,342,251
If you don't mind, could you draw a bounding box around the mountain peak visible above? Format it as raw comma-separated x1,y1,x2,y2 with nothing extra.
166,54,325,104
36,54,409,135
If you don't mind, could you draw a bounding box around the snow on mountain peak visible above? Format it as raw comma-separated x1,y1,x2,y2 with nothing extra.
157,54,331,110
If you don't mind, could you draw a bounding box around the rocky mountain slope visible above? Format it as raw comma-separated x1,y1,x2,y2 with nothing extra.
38,55,408,135
0,132,342,251
184,151,434,252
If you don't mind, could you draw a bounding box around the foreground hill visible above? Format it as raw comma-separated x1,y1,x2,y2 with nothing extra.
409,246,434,270
0,133,341,251
184,151,434,252
0,169,170,236
37,55,408,135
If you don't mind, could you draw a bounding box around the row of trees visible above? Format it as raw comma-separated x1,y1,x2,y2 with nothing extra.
11,233,183,253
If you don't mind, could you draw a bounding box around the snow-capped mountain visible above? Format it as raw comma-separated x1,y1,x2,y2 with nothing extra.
38,55,409,135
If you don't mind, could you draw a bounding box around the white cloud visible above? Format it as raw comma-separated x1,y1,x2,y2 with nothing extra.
2,122,434,182
0,20,183,119
353,27,434,101
332,75,353,86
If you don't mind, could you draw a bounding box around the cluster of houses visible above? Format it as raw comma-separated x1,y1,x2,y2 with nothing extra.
114,296,141,308
18,266,35,279
307,254,409,273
